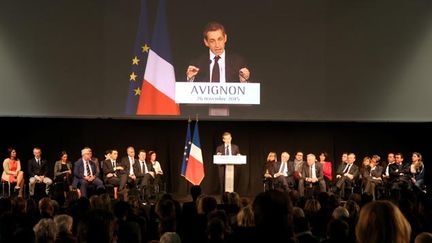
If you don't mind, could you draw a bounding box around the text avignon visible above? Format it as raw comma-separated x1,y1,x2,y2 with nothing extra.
191,85,246,95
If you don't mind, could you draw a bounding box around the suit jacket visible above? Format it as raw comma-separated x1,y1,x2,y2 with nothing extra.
53,160,72,177
388,162,411,180
263,161,277,176
215,144,240,155
103,159,123,177
369,165,383,179
28,158,49,177
74,159,99,179
134,160,155,178
274,160,294,177
336,163,359,178
189,52,248,82
121,156,138,175
301,162,324,180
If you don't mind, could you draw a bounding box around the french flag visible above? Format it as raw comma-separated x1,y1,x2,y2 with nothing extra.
185,121,205,185
137,0,180,115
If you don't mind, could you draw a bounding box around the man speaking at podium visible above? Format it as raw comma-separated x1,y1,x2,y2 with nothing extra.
216,132,240,194
186,22,251,83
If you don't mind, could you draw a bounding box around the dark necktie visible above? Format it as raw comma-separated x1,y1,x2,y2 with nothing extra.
211,56,220,82
141,162,144,174
86,161,92,176
37,159,40,166
343,164,350,173
225,145,229,155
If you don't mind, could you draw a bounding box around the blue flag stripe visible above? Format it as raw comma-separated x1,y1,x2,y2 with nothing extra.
125,0,150,115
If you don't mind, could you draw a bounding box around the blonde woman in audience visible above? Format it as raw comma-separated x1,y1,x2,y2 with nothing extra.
356,200,411,243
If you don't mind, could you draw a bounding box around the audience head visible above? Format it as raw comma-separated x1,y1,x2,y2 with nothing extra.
77,209,115,243
332,206,349,220
304,198,321,215
54,214,73,234
33,218,57,243
236,205,255,227
197,195,217,215
253,190,293,239
327,219,349,241
356,200,411,243
39,197,54,219
415,232,432,243
156,197,176,221
207,217,226,242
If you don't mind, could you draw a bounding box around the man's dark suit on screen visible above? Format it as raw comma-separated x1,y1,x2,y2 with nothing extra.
189,52,248,82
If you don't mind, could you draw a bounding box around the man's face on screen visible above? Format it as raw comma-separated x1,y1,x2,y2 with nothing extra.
204,29,227,56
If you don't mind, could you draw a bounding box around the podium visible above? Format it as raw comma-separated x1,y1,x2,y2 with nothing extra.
213,155,247,192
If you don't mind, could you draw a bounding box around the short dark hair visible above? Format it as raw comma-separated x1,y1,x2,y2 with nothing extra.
395,153,404,159
203,22,226,39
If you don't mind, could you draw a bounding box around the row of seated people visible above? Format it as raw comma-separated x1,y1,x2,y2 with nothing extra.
1,146,164,199
263,151,425,199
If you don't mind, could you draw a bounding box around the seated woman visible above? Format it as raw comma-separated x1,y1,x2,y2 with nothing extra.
359,156,371,188
147,151,164,192
1,148,24,197
263,152,278,190
363,155,383,200
411,152,425,190
53,151,73,195
319,152,333,188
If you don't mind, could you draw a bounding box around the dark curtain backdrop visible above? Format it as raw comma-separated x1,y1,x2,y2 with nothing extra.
0,117,430,197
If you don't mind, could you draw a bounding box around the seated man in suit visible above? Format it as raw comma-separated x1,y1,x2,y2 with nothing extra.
363,155,383,199
102,149,126,199
28,147,53,197
273,152,294,190
121,146,139,190
73,147,104,198
335,153,359,198
389,153,412,190
298,154,326,197
135,149,155,199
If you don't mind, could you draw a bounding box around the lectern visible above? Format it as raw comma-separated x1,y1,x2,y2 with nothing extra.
213,155,247,192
